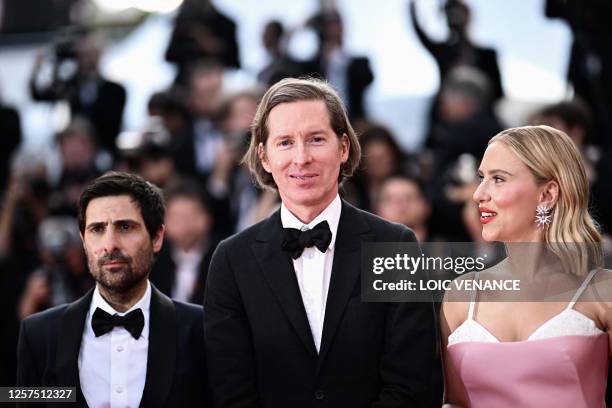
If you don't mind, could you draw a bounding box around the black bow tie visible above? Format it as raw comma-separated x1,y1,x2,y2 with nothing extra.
281,220,332,260
92,307,144,340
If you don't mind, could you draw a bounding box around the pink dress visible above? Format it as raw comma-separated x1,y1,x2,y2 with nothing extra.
447,269,609,407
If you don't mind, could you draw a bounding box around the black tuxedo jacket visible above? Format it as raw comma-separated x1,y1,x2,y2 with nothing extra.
69,78,126,155
17,284,206,407
204,200,437,408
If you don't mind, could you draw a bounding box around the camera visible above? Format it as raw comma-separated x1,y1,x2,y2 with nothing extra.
37,217,81,259
53,27,82,61
54,38,77,61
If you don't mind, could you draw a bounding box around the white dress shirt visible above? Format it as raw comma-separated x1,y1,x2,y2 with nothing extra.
325,47,349,105
280,194,341,352
78,281,151,408
194,119,224,174
171,245,205,302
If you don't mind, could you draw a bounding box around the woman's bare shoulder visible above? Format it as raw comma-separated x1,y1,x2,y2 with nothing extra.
590,268,612,304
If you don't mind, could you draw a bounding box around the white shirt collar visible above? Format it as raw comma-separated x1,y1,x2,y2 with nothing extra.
172,244,206,265
280,194,341,250
89,280,151,340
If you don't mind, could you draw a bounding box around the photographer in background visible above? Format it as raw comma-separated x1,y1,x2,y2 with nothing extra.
303,8,374,124
165,0,240,85
409,0,504,104
116,116,182,189
29,32,126,158
48,119,106,215
409,0,504,152
429,66,502,175
18,216,92,319
173,60,225,178
423,66,502,241
546,0,612,147
0,155,51,385
0,83,22,193
0,154,49,270
257,20,302,88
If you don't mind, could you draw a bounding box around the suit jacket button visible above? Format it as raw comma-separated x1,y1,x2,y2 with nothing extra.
314,390,325,400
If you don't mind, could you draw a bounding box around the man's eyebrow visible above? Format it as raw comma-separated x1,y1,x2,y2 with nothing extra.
86,219,139,228
269,129,329,140
269,133,292,140
86,221,106,229
114,219,140,225
306,128,327,135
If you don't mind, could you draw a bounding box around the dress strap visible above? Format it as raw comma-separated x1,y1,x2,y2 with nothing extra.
567,269,598,309
467,272,479,320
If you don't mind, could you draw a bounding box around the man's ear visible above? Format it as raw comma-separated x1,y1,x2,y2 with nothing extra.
539,180,559,210
258,142,271,173
340,134,349,164
152,225,165,253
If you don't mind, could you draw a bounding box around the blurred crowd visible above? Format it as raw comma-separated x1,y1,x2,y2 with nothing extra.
1,0,612,386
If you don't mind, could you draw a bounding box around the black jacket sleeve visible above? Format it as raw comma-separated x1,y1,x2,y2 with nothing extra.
204,241,260,408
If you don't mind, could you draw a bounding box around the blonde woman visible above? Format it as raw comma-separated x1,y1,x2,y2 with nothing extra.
441,125,611,407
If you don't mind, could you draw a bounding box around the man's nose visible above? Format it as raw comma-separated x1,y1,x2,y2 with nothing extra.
101,230,120,254
293,142,312,165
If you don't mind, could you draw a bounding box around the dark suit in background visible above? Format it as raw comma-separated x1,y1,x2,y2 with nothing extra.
205,201,437,407
302,56,374,122
409,0,503,153
150,240,217,305
30,75,126,156
165,0,240,85
0,104,22,191
409,0,503,103
546,0,612,146
17,284,206,407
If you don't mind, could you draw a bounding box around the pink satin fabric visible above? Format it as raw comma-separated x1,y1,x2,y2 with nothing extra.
447,334,609,407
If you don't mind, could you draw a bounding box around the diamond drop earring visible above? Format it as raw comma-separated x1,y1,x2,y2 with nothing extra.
535,204,552,227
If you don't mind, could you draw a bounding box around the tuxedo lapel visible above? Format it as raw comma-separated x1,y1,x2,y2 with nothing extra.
252,210,318,358
318,201,372,369
56,289,93,406
140,285,177,408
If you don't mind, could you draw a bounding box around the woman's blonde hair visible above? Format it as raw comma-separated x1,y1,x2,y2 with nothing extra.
489,125,602,275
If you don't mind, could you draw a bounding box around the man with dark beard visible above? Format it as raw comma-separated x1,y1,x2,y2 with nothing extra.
16,172,207,407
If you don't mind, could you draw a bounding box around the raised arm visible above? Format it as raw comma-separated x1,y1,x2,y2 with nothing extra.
408,0,439,56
